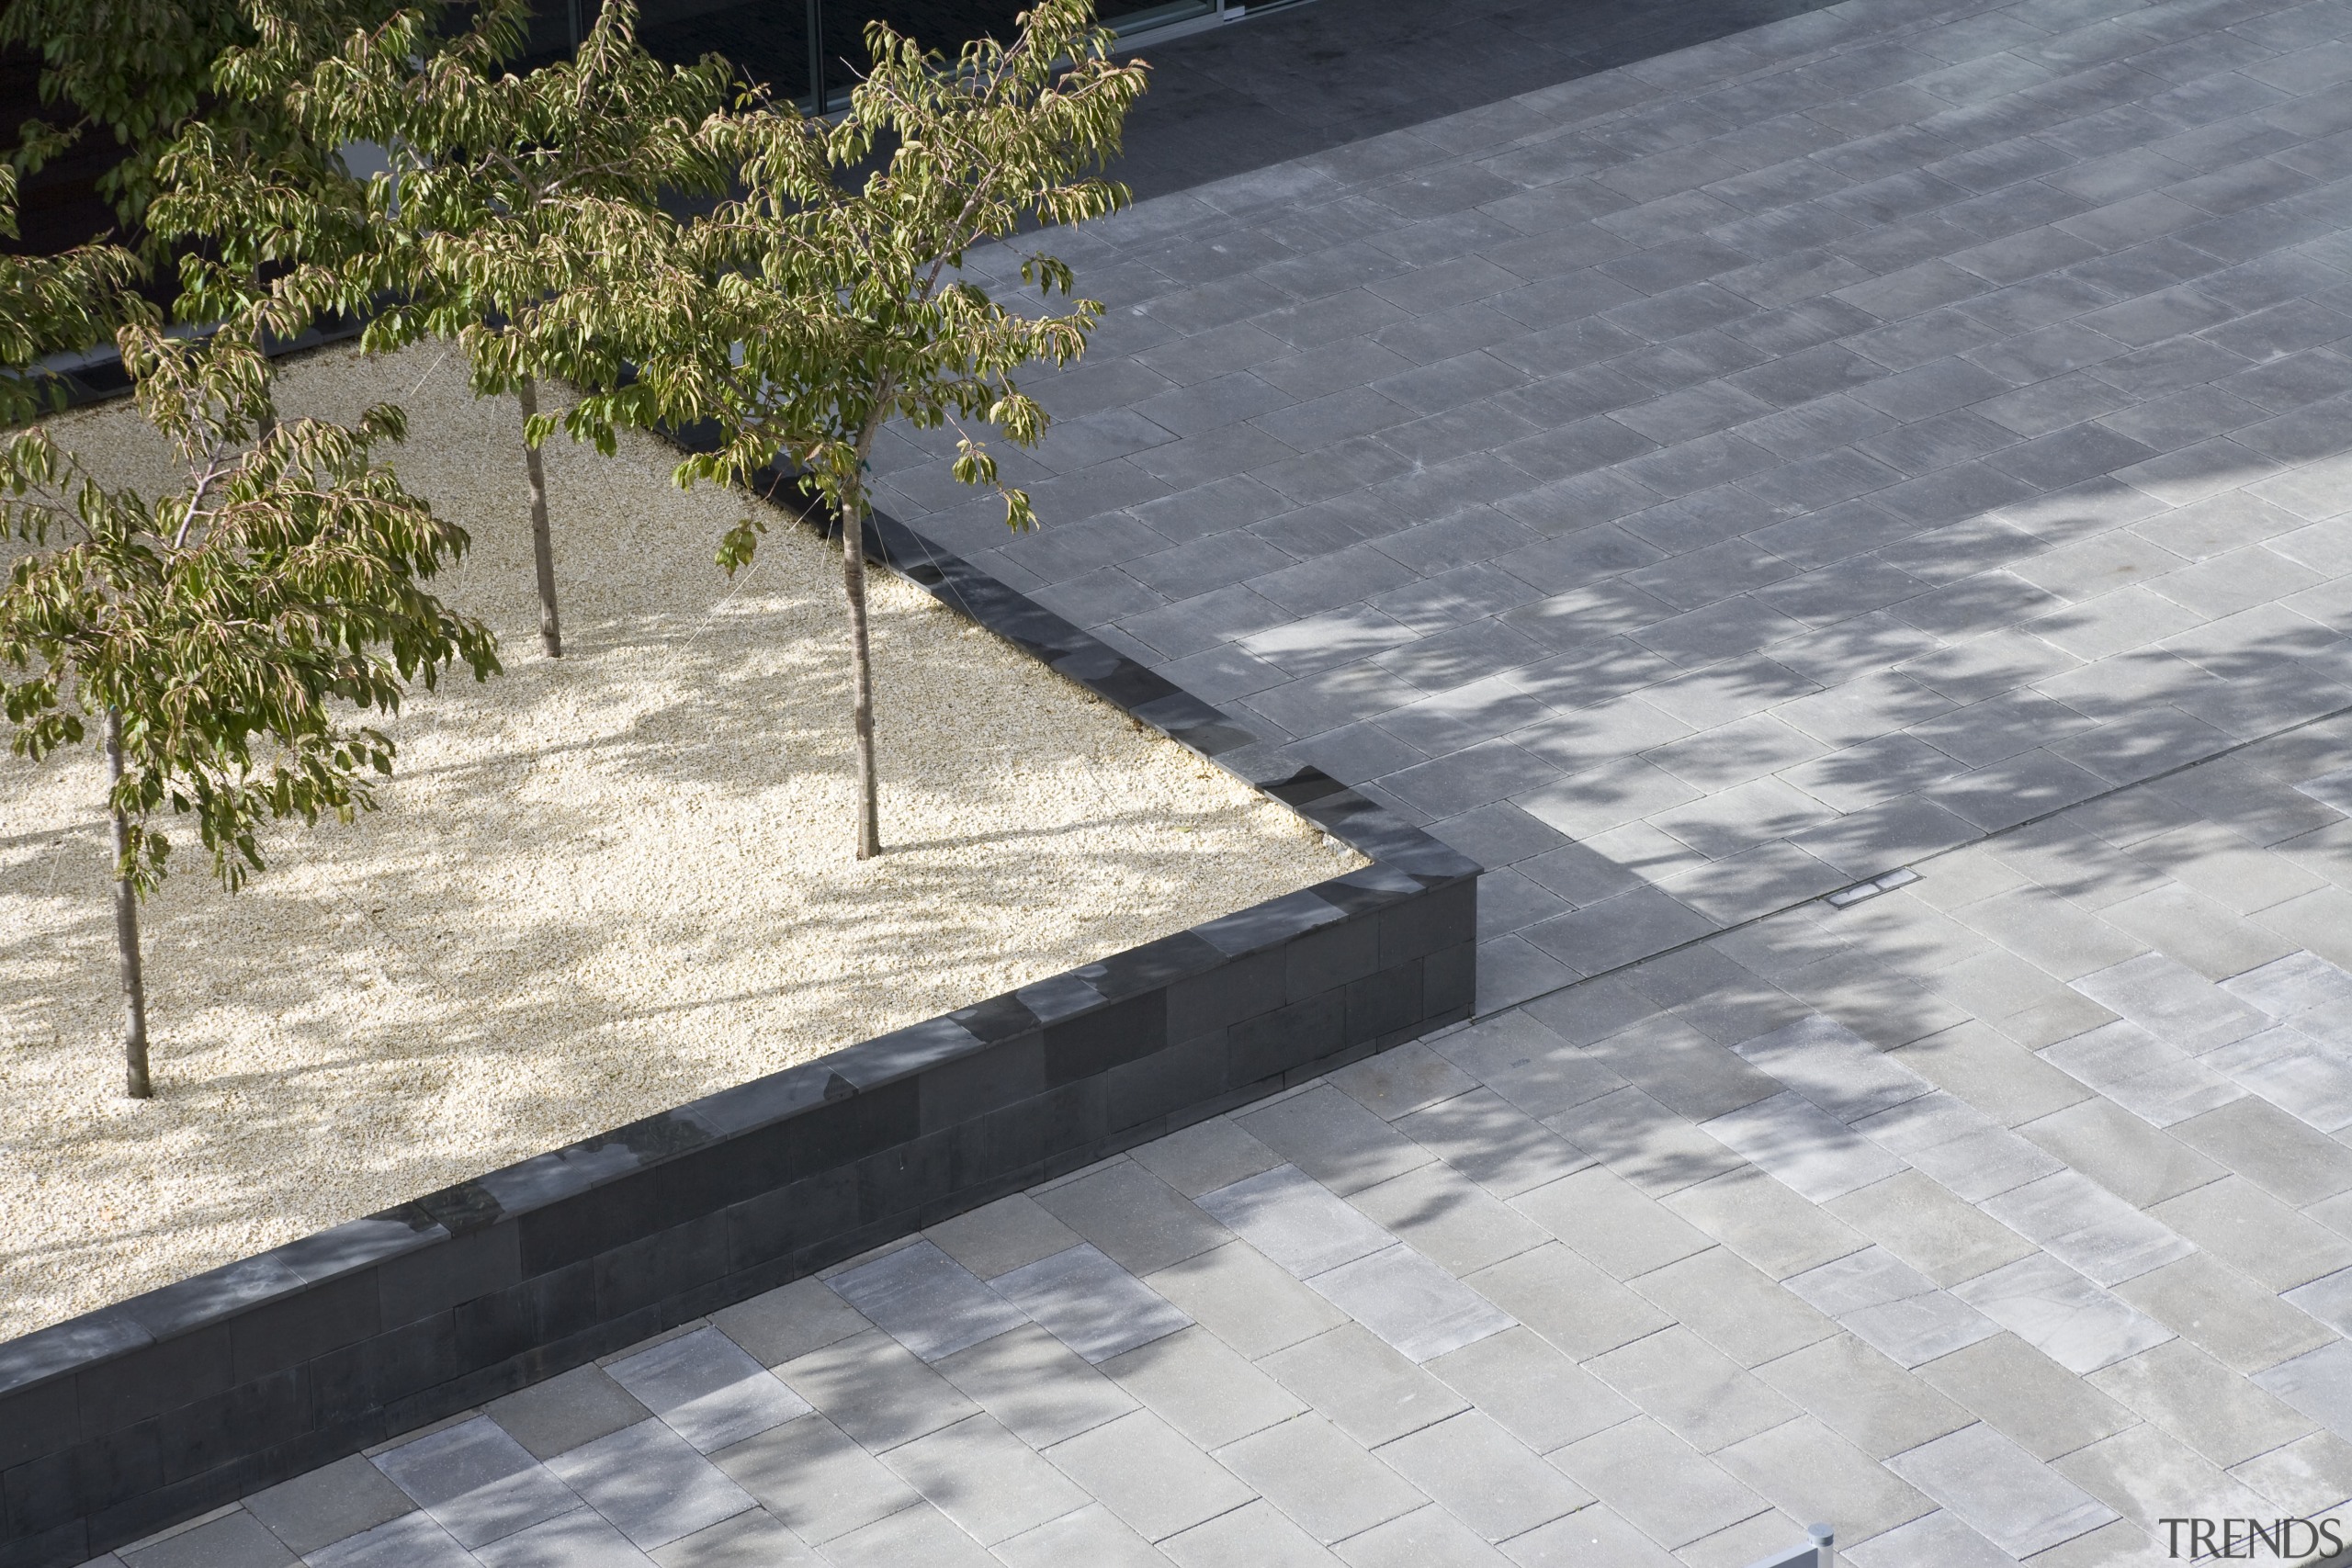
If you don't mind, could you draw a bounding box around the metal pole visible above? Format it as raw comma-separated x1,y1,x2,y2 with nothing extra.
1811,1523,1836,1568
808,0,826,112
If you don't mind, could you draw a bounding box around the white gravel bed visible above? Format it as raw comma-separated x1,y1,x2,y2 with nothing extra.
0,344,1362,1340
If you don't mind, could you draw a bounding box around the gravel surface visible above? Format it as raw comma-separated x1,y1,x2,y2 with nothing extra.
0,344,1360,1340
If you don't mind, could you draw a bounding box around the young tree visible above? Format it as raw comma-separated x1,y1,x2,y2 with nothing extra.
635,0,1148,859
0,268,498,1097
244,0,736,658
2,0,406,266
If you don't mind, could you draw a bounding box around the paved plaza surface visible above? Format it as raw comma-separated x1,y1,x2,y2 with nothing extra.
93,720,2352,1566
74,0,2352,1562
893,0,2352,1013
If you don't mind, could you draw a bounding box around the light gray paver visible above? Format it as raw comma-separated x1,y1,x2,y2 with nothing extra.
1703,1090,1910,1201
647,1508,821,1568
877,1414,1092,1546
989,1243,1193,1363
932,1323,1138,1448
2255,1342,2352,1443
708,1415,918,1544
1783,1247,2001,1369
303,1512,475,1568
1303,1244,1514,1362
370,1419,580,1550
604,1329,810,1453
545,1421,755,1551
1197,1165,1399,1278
243,1459,413,1557
824,1242,1028,1363
470,1508,656,1568
1949,1254,2174,1376
1883,1424,2116,1559
1107,1323,1307,1447
1045,1410,1255,1542
1373,1410,1590,1540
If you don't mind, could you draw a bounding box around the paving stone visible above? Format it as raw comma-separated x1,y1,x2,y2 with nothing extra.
1147,1240,1351,1359
1159,1499,1337,1568
1713,1415,1937,1545
243,1456,414,1555
488,1366,654,1463
1306,1242,1515,1362
1892,1022,2094,1126
305,1511,481,1568
2050,1421,2278,1551
606,1329,811,1454
2017,1099,2227,1210
1825,1172,2040,1288
933,1323,1138,1449
649,1508,822,1568
1495,1504,1681,1568
2228,1430,2352,1516
1661,1166,1875,1280
924,1196,1085,1280
2112,1253,2335,1376
1257,1321,1462,1447
1128,1117,1283,1198
1105,1323,1306,1447
1511,1165,1716,1280
709,1416,919,1544
1703,1090,1911,1202
1036,1159,1236,1275
1237,1085,1442,1195
372,1418,581,1550
1783,1246,2003,1369
2150,1176,2352,1290
1752,1333,1973,1462
1197,1164,1398,1278
1334,1504,1512,1568
878,1414,1092,1547
989,1243,1193,1364
2202,1025,2352,1134
989,1504,1166,1568
1046,1408,1257,1542
1883,1424,2118,1558
1979,1169,2197,1287
1544,1416,1770,1551
547,1420,756,1551
2037,1021,2245,1128
1345,1162,1552,1276
470,1507,657,1568
1913,1334,2138,1463
1587,1325,1804,1452
707,1279,871,1370
1374,1410,1590,1541
826,1242,1029,1363
122,1512,296,1568
1838,1508,2015,1568
1627,1246,1839,1368
1464,1242,1670,1361
2087,1339,2317,1468
1728,1015,1936,1122
772,1330,980,1452
1427,1326,1638,1456
815,1502,993,1568
1216,1414,1427,1544
1949,1254,2175,1375
1329,1043,1481,1121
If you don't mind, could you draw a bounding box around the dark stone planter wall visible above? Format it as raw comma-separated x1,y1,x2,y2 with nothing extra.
0,498,1478,1568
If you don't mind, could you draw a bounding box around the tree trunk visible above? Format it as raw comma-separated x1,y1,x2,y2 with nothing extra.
840,490,881,860
516,378,562,659
105,710,152,1100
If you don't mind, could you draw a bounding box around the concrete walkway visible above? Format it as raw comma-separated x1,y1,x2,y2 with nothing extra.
77,0,2352,1562
96,716,2352,1566
883,0,2352,1013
